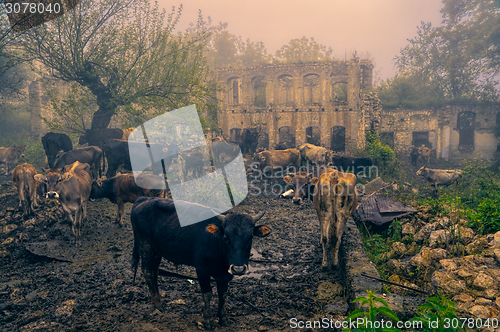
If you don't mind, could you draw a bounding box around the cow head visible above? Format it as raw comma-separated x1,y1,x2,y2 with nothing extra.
416,166,427,176
36,168,72,199
90,179,104,199
283,172,319,205
78,132,88,145
206,211,270,276
253,152,266,164
12,146,26,159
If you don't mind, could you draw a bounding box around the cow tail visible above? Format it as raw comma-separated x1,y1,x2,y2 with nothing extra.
132,239,140,284
101,149,105,178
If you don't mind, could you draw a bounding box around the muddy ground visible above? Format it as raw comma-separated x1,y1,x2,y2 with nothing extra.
0,175,348,331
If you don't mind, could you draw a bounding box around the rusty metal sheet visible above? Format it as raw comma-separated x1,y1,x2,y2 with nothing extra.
355,195,415,226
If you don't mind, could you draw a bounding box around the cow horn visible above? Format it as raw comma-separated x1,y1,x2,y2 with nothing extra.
251,211,265,223
212,210,225,223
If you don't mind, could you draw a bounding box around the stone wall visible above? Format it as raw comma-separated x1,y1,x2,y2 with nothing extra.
380,106,500,161
216,58,373,151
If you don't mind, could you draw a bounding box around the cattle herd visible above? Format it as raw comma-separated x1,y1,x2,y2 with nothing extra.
0,128,464,329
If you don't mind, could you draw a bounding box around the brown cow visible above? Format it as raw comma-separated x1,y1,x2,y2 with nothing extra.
298,143,331,167
312,170,358,268
283,167,335,204
122,127,137,140
252,148,300,180
90,173,167,225
12,163,38,216
418,146,431,164
35,162,92,236
0,146,25,174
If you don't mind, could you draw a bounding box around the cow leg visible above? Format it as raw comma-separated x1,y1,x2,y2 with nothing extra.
141,250,162,308
331,212,346,267
117,200,125,225
73,206,83,237
320,221,331,269
216,279,230,326
197,270,215,330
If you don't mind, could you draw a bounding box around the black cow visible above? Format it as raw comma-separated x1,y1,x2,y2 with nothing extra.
328,156,373,175
102,139,179,178
275,142,293,150
54,146,103,180
211,137,240,166
410,146,419,166
41,132,73,169
79,128,123,147
181,152,205,180
131,198,271,330
241,128,259,155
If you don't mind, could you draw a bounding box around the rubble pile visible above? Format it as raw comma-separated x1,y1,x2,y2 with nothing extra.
381,206,500,319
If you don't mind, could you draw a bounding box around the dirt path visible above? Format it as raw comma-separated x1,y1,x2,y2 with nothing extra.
0,179,347,331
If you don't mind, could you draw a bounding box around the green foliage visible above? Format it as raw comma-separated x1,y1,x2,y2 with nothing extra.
410,293,465,332
274,36,334,63
343,290,401,332
456,161,500,209
22,0,216,130
378,0,500,108
467,198,500,234
365,131,395,167
419,192,465,218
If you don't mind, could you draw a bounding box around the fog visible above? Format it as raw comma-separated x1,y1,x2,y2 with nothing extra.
159,0,444,82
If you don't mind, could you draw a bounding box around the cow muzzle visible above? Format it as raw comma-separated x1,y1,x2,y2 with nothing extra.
46,191,59,199
228,264,248,275
292,197,302,205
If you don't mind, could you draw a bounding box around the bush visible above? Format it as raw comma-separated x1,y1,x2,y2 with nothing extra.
467,198,500,235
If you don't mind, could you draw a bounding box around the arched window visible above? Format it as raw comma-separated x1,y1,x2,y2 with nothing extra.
227,77,241,104
332,82,347,103
306,126,321,146
252,76,267,107
229,128,242,143
278,75,294,104
278,126,295,148
331,126,345,152
303,74,320,104
458,111,475,151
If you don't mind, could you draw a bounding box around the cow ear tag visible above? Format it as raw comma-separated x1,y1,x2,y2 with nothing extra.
206,224,219,234
254,225,271,237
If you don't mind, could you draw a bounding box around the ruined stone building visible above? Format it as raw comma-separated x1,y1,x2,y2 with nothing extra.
216,59,500,161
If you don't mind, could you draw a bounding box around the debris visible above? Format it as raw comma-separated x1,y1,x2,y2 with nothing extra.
355,195,416,227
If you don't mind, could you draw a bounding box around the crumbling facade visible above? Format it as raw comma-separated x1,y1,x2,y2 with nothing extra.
216,58,373,151
380,105,499,160
217,60,500,161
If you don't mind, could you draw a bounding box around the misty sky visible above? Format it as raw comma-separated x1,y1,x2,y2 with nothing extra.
158,0,444,83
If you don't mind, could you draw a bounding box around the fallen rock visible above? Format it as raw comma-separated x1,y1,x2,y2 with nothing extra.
430,248,447,261
439,259,457,272
436,217,450,229
390,242,406,258
429,230,452,247
453,293,474,303
474,297,492,306
494,249,500,265
401,223,415,236
484,289,498,300
473,272,496,290
466,238,489,254
468,305,492,320
410,247,432,268
414,224,436,242
431,271,466,296
489,231,500,248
